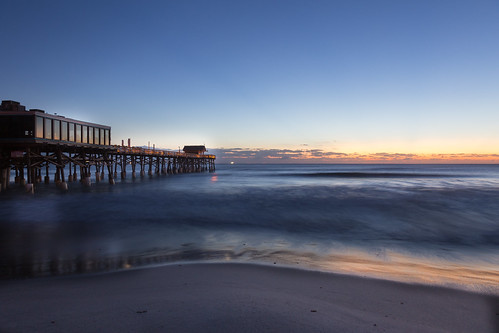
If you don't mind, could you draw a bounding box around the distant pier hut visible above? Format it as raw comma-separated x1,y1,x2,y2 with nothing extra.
183,145,206,154
0,100,215,193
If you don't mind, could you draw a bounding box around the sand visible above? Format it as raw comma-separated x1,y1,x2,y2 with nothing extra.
1,263,498,332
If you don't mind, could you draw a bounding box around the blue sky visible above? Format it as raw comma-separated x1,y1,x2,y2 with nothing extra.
2,0,498,162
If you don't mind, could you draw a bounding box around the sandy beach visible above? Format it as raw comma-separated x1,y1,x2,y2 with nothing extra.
1,263,497,332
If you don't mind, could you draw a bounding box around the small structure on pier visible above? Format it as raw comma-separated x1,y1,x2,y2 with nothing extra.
0,100,215,193
183,145,207,155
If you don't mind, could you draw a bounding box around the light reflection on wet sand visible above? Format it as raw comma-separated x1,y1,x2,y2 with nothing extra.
2,239,498,295
309,251,499,294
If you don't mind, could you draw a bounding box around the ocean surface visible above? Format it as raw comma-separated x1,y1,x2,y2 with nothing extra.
1,164,498,293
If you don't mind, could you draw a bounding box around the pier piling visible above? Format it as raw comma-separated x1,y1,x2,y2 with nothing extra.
0,145,215,192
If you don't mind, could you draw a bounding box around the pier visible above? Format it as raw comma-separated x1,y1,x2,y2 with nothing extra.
0,100,215,192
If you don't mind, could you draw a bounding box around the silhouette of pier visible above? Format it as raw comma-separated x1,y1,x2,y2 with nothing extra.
0,100,215,192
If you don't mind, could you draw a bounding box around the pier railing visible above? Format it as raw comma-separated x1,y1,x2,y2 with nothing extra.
115,146,216,159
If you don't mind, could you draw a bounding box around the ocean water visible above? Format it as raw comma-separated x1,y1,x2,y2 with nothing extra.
1,164,498,293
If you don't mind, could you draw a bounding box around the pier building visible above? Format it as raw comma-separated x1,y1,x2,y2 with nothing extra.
0,100,111,146
0,101,215,192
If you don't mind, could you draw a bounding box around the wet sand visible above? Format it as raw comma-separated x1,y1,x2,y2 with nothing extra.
1,263,498,332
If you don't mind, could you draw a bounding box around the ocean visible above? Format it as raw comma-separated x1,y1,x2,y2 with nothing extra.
1,164,498,293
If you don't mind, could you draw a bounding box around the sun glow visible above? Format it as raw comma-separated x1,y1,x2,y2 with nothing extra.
213,147,499,164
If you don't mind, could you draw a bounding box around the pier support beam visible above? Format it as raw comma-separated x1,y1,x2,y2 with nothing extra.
148,157,153,176
35,168,41,183
19,167,26,186
25,183,34,194
68,161,73,182
82,177,91,186
0,145,215,193
131,158,137,179
106,161,115,185
1,168,9,191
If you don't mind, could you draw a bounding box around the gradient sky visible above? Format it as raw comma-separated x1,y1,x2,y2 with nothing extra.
2,0,498,162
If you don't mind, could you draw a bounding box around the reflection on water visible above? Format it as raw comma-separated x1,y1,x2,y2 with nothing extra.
1,164,498,294
2,220,498,295
2,238,498,295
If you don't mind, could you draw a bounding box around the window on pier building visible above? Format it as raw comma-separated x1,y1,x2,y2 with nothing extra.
100,128,105,145
35,117,44,138
69,123,75,141
82,126,88,144
76,124,82,143
104,129,110,145
44,118,52,139
53,120,60,140
95,127,100,145
61,121,68,141
88,127,94,144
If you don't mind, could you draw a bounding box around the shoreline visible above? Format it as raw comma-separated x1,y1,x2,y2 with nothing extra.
1,262,497,332
3,244,497,296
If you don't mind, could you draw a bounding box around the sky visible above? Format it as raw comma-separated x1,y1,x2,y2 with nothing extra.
1,0,498,163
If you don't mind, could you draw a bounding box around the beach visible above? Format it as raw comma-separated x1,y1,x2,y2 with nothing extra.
1,263,497,332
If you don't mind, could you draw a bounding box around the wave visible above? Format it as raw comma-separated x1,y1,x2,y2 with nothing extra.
283,172,464,178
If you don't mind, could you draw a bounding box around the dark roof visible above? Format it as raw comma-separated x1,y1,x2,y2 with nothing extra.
183,145,206,154
1,100,26,112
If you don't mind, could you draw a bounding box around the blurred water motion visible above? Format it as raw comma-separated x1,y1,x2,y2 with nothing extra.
0,164,498,293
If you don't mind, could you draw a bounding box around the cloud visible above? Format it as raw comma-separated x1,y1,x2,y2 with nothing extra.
208,148,499,164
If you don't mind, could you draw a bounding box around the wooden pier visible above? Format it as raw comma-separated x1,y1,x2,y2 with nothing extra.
0,100,215,193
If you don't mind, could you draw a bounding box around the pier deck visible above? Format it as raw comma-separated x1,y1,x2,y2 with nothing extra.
0,142,215,192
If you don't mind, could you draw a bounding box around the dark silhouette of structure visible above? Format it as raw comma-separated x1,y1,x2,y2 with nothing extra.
0,101,215,192
183,146,207,154
0,100,111,146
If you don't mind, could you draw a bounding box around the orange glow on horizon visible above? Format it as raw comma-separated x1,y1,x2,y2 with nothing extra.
216,149,499,164
331,137,499,156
